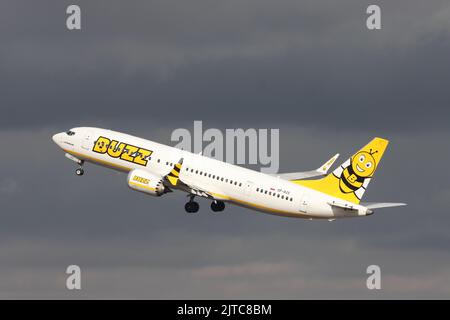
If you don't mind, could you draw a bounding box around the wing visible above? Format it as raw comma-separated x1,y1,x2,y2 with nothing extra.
163,158,229,201
186,183,230,201
272,153,339,180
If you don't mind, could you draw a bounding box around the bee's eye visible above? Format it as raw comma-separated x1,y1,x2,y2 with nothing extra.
359,155,365,162
366,162,372,168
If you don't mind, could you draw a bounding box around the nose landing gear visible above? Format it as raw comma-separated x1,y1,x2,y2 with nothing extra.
64,153,84,176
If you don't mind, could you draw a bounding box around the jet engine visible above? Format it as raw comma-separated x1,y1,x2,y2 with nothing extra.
127,169,165,196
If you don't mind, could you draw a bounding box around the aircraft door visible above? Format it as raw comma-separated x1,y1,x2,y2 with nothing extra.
81,131,94,150
299,192,309,213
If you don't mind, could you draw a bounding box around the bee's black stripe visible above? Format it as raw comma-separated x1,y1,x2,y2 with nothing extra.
346,165,365,183
341,176,360,192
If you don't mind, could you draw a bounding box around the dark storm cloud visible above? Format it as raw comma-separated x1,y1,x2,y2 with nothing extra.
1,0,450,298
1,124,450,298
1,0,450,130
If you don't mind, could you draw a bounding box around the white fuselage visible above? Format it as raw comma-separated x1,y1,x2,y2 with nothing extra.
52,127,371,219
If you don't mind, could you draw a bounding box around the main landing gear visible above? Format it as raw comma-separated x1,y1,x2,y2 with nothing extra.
211,200,225,212
184,196,226,214
185,195,199,213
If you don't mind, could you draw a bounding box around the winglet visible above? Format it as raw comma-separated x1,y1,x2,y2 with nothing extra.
316,153,339,175
273,153,340,181
166,158,184,186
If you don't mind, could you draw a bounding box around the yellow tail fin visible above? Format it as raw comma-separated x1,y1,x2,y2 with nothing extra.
293,138,389,204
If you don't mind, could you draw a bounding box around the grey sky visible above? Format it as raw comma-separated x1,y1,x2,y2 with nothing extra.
0,0,449,298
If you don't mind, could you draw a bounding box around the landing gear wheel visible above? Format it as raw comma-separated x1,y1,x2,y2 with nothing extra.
75,168,84,176
211,201,225,212
185,201,199,213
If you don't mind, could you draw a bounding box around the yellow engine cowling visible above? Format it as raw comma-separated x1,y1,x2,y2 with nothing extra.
127,169,165,196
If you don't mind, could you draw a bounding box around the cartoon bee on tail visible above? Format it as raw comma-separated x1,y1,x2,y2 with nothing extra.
333,149,379,200
294,137,389,204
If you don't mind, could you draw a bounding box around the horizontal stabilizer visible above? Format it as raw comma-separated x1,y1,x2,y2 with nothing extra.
361,202,407,209
327,201,359,211
273,153,339,180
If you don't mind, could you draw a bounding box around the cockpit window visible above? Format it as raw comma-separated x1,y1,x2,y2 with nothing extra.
66,130,75,136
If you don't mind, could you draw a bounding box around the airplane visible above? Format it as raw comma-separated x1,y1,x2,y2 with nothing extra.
52,127,406,220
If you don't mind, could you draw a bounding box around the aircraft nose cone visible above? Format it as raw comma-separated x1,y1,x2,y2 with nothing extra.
52,133,62,145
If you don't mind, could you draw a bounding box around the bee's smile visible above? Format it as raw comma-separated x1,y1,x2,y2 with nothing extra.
356,164,365,172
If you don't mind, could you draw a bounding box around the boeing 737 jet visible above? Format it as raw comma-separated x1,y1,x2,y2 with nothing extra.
52,127,405,220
